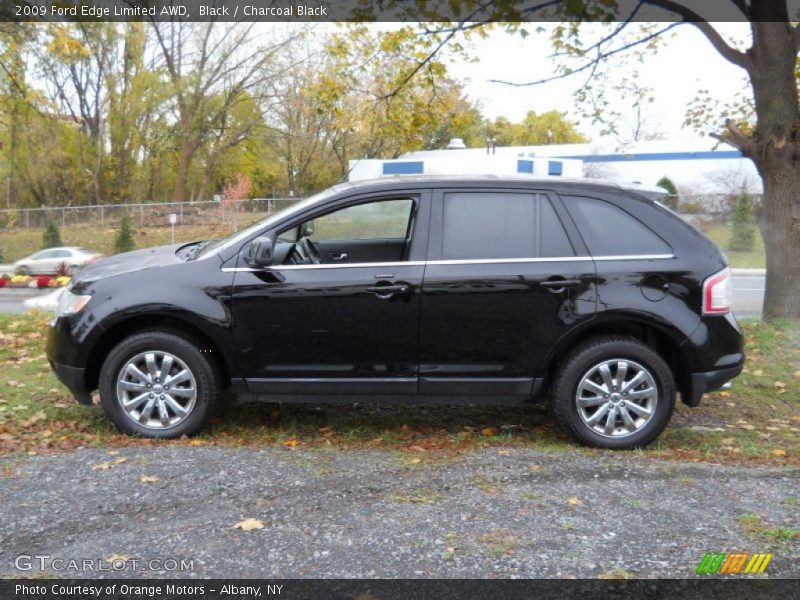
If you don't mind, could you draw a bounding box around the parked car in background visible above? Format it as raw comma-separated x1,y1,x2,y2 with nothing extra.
14,247,102,275
47,176,743,449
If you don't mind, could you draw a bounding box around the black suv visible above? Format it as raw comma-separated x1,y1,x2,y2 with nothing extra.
47,177,743,449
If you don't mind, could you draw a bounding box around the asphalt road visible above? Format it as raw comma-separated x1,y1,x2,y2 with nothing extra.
0,446,797,578
0,271,767,317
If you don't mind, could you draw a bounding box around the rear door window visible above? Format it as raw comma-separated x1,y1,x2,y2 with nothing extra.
562,196,672,256
441,192,574,259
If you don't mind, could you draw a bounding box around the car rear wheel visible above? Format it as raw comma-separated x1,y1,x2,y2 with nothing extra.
551,336,675,449
98,331,221,438
16,266,30,276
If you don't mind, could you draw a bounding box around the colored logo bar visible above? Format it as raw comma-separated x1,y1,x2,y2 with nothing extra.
696,552,773,574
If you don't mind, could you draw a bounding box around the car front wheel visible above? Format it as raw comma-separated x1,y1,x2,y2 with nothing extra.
98,331,221,438
551,336,675,449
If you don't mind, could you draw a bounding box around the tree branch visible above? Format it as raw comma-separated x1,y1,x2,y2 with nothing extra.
710,118,756,157
489,23,680,87
642,0,750,68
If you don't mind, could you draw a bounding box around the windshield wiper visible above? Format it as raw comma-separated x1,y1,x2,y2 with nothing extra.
184,240,214,261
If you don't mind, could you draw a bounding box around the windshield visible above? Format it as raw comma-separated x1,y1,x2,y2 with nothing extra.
196,186,342,259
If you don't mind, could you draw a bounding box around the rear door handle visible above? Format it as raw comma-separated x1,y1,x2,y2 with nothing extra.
539,279,581,289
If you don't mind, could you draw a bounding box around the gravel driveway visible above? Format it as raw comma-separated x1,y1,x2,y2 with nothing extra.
1,446,798,578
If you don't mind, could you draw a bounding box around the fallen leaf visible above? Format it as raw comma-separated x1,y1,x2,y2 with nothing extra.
497,449,511,456
107,450,120,456
771,449,788,458
720,437,735,445
283,438,300,448
481,427,498,437
91,462,113,471
774,381,787,389
233,518,264,531
140,475,160,483
408,445,426,452
752,369,764,377
567,496,583,507
114,457,128,464
530,464,542,473
189,439,206,446
21,410,47,427
409,457,422,464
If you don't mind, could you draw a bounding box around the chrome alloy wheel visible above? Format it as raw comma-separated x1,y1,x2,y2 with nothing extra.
116,351,197,430
575,358,658,438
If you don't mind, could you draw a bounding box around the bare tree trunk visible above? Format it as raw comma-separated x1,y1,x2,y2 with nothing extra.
747,18,800,318
173,137,193,202
757,165,800,319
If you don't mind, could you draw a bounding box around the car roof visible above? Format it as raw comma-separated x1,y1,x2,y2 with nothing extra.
334,175,663,199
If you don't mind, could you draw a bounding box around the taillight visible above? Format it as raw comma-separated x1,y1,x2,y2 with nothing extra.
702,267,732,315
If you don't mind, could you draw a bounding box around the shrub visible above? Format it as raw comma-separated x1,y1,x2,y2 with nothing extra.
55,261,70,277
728,192,756,251
36,275,51,289
42,221,63,249
0,238,4,263
113,213,136,254
656,176,679,211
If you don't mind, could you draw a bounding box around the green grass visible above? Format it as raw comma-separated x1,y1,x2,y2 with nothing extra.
704,221,766,269
0,314,798,466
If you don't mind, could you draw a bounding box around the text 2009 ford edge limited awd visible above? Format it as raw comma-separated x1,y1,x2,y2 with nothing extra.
46,176,744,449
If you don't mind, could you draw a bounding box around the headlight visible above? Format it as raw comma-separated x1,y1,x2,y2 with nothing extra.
57,289,92,316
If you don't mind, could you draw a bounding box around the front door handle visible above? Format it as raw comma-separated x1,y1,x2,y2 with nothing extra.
539,279,581,292
366,283,410,299
329,252,348,261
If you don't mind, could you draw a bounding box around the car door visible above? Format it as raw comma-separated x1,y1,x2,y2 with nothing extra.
419,188,597,396
31,250,56,274
229,190,431,396
49,249,71,273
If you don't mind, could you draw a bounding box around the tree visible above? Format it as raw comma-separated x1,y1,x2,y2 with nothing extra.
375,1,800,319
656,176,679,211
149,22,299,202
113,213,135,254
485,110,587,146
729,192,756,252
42,221,62,249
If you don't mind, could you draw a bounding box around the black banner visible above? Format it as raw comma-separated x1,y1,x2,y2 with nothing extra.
2,579,799,600
0,0,795,23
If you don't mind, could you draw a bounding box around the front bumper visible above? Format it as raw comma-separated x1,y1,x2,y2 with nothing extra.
48,358,92,405
683,361,744,407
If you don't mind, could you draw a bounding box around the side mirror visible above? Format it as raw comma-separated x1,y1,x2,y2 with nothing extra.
247,236,273,267
300,220,315,237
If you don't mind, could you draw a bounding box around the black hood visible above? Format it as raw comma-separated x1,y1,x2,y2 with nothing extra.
73,244,184,284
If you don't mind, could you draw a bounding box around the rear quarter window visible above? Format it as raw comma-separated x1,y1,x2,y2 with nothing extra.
562,195,672,256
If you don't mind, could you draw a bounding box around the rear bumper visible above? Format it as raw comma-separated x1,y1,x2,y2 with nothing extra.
683,361,744,407
48,358,92,405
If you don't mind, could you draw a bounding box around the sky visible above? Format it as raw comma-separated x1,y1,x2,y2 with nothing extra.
444,22,752,142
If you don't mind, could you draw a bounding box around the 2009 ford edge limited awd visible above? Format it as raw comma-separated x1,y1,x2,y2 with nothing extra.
47,176,744,449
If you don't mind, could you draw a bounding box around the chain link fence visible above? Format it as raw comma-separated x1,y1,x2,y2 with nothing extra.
0,197,301,230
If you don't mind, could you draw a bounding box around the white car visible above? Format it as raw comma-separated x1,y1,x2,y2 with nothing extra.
13,247,103,275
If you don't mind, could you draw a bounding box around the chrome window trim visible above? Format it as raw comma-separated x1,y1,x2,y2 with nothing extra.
221,254,674,272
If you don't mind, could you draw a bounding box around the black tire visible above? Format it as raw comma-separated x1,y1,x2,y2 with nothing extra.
16,266,30,276
98,330,221,438
551,336,675,449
